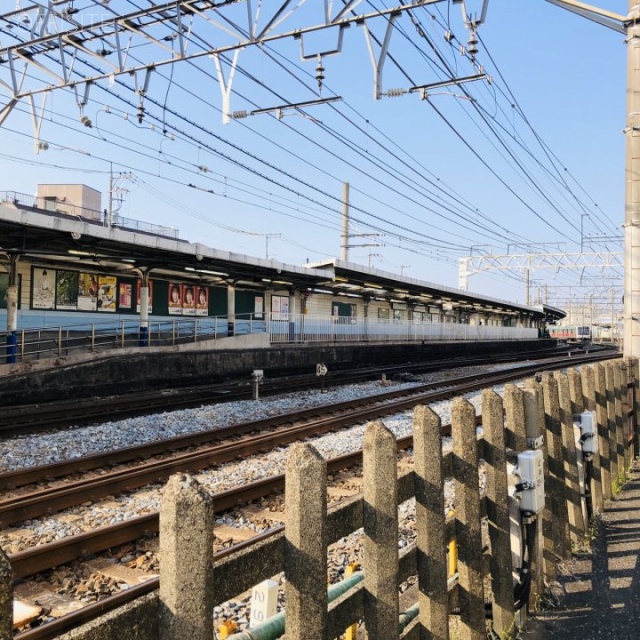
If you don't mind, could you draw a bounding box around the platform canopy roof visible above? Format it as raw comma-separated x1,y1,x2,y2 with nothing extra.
0,203,331,290
0,200,565,322
306,259,566,321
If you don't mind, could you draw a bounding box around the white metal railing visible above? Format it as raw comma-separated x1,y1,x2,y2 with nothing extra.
268,313,538,344
0,314,265,364
0,312,538,364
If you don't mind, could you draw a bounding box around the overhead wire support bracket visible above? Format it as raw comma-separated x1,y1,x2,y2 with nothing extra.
230,95,343,120
383,72,487,98
0,0,446,127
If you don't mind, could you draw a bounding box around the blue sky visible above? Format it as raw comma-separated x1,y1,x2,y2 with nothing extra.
0,1,626,310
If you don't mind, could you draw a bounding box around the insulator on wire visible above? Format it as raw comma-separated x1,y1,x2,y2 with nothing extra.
315,55,325,94
467,30,478,57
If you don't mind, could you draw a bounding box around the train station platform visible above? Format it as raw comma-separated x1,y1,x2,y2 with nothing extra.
523,458,640,639
0,336,557,405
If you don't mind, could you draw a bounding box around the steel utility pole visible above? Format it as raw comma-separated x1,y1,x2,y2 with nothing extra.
543,0,637,357
341,182,349,262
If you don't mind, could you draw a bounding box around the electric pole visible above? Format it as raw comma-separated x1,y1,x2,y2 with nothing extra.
341,182,349,262
543,0,639,357
265,234,281,260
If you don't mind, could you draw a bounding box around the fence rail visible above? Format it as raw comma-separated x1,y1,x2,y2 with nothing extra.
2,357,635,640
268,313,537,343
0,313,537,365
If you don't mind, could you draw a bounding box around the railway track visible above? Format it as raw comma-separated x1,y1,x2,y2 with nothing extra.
6,349,618,639
0,345,600,436
0,350,615,527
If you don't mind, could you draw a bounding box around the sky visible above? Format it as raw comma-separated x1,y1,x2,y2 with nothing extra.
0,0,627,316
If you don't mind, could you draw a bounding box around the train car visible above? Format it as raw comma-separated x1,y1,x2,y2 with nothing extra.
548,325,591,342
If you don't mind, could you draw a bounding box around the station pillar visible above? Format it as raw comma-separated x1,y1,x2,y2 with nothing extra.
138,272,150,347
5,256,18,364
363,298,370,342
227,285,235,337
288,291,296,342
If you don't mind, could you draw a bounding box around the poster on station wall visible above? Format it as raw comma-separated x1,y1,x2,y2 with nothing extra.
119,283,132,309
168,282,183,315
195,286,208,317
55,271,79,310
77,273,98,311
255,296,264,320
32,267,55,309
97,275,117,312
136,281,153,313
271,295,289,321
182,284,196,316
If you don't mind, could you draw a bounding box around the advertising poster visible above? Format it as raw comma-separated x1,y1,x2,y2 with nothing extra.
32,267,55,309
271,295,281,320
136,281,153,313
255,296,264,320
280,296,289,321
168,282,183,315
97,275,117,312
77,273,98,311
271,295,288,321
119,283,132,309
196,286,208,317
182,284,196,316
55,271,79,310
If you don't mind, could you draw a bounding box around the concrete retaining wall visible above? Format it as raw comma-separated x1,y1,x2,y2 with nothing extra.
0,339,553,406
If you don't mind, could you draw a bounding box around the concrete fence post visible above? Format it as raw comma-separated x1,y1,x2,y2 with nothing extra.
0,549,12,640
452,397,485,640
285,443,327,640
523,388,546,599
525,379,557,583
525,379,546,444
632,358,640,456
556,372,586,540
568,368,585,415
621,360,632,471
413,405,449,640
542,374,571,561
614,362,626,477
159,474,214,640
482,389,516,635
504,383,527,453
605,362,618,494
583,365,604,514
363,420,399,640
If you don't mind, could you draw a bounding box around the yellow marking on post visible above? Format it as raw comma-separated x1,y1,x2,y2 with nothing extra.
218,620,238,639
448,540,458,576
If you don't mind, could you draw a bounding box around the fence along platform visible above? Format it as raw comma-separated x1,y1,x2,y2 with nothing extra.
1,358,637,640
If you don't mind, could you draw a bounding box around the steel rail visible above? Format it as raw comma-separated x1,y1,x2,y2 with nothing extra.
0,347,604,491
0,352,614,526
